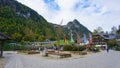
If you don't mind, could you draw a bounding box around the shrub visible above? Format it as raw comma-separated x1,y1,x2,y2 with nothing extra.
95,47,99,52
63,45,73,51
77,46,86,51
3,44,14,51
115,46,120,51
3,44,30,51
72,46,78,51
89,46,100,52
107,40,118,48
63,45,86,51
20,45,27,50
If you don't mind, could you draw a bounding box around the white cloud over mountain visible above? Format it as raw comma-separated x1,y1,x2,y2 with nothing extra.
17,0,120,32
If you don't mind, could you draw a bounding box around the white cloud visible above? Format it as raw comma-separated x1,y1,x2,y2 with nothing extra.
17,0,48,16
17,0,120,32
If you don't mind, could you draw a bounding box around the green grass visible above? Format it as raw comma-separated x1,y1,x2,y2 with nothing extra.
54,40,72,46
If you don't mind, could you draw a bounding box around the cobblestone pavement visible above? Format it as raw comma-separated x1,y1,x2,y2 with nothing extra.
4,50,120,68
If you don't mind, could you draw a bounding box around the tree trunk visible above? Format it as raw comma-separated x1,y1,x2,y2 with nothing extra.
0,41,4,57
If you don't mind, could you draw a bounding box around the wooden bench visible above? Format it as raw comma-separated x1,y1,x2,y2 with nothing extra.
59,53,71,58
70,51,81,54
47,50,55,54
17,50,40,54
70,51,87,55
50,53,71,58
27,51,40,54
17,50,27,53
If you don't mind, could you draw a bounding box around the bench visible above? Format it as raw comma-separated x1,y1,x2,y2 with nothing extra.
70,51,87,55
47,50,55,54
27,51,40,54
17,50,40,54
50,53,71,58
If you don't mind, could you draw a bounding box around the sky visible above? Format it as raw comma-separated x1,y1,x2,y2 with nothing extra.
17,0,120,32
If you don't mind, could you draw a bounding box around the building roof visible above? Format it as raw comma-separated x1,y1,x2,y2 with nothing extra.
0,32,10,40
116,34,120,39
93,33,114,40
93,33,120,40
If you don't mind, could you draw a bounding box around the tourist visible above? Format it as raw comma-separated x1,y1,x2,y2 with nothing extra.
106,46,109,53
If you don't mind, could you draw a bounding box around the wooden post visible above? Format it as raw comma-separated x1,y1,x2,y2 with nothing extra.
0,41,4,57
0,43,1,57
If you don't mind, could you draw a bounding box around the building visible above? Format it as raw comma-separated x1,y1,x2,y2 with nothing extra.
116,34,120,46
92,33,120,46
92,34,107,46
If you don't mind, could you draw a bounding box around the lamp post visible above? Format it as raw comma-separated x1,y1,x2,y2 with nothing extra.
56,19,63,54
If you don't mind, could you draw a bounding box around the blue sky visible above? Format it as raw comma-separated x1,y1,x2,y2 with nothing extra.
17,0,120,32
43,0,60,10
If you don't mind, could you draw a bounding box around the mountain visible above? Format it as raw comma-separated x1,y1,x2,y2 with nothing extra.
66,19,91,36
52,19,91,40
0,0,91,42
0,0,56,42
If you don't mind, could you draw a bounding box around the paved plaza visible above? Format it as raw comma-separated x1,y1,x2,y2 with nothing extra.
3,50,120,68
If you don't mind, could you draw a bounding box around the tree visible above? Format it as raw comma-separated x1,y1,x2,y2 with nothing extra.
0,2,57,42
107,40,118,48
38,35,45,42
117,25,120,34
11,32,22,41
93,29,98,34
111,26,117,34
97,27,104,33
93,27,104,34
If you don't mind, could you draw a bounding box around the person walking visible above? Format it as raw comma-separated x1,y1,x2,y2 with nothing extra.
106,46,109,53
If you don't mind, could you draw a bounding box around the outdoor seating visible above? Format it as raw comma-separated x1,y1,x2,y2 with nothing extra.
70,51,87,55
49,52,71,58
47,50,55,54
17,50,40,54
27,51,40,54
59,53,71,58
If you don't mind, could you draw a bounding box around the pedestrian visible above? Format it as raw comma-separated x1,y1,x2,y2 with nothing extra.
38,47,40,51
94,48,96,53
43,47,48,56
106,46,109,53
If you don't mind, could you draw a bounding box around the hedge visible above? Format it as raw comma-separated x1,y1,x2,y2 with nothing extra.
3,44,30,51
115,46,120,51
107,40,118,48
78,46,86,51
89,46,100,52
63,45,86,51
63,45,73,51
